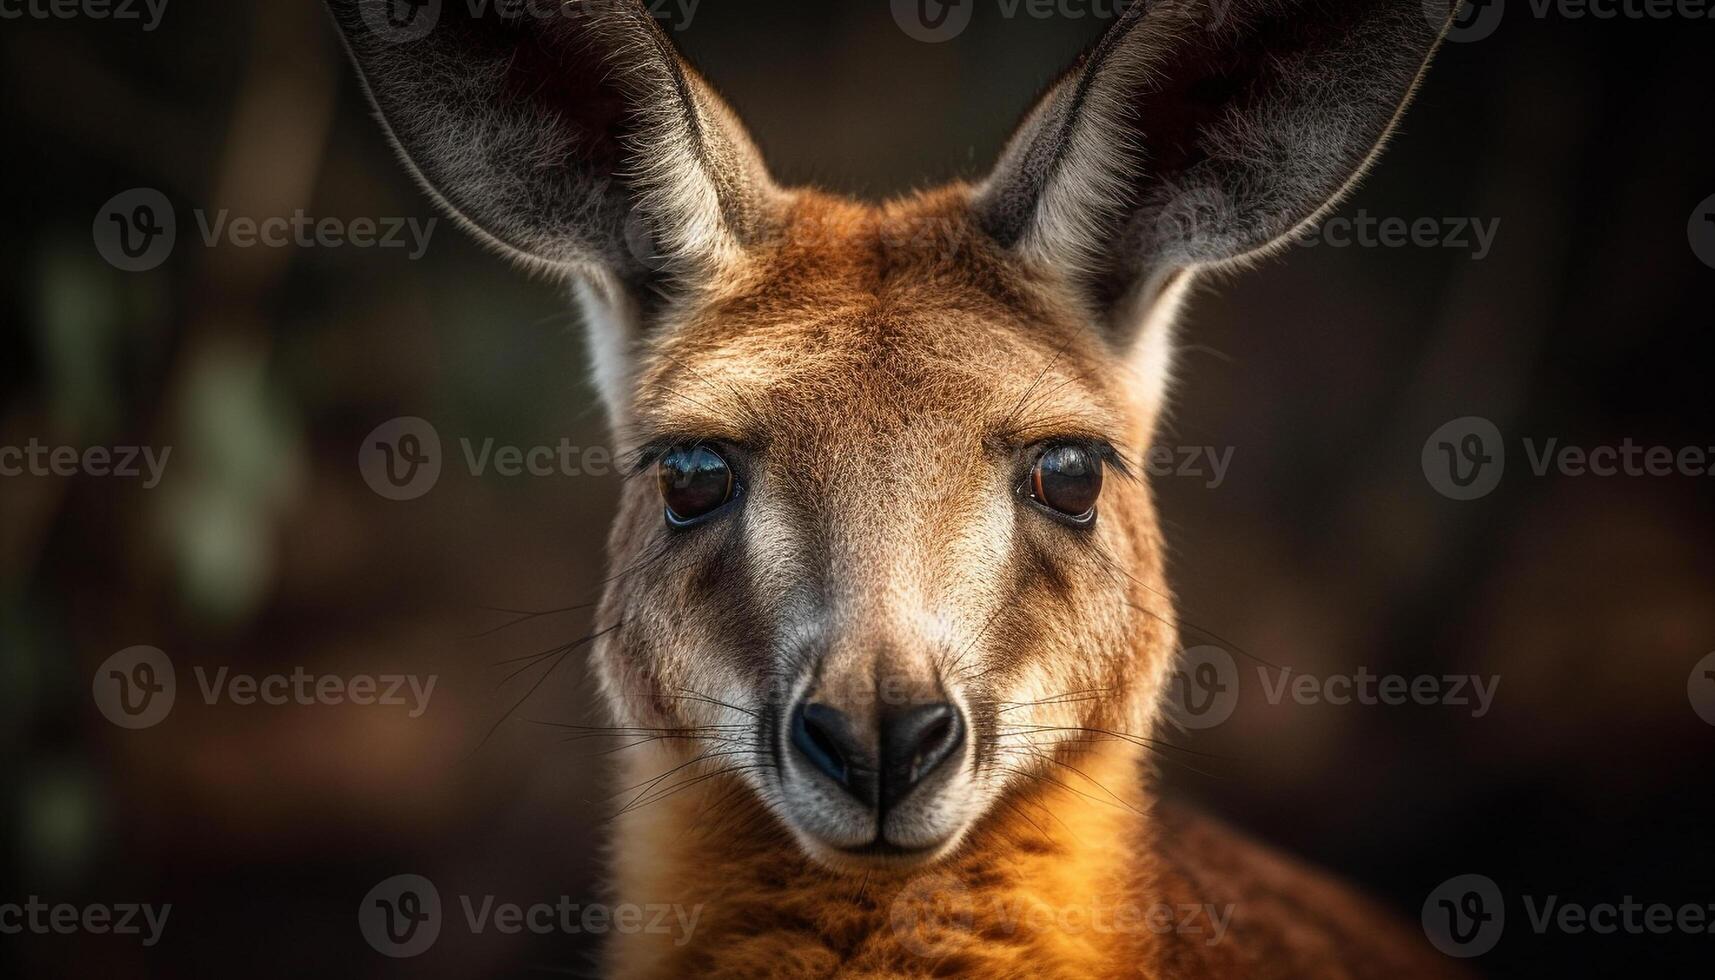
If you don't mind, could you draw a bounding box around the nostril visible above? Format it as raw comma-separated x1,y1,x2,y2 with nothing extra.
915,717,953,774
790,702,880,806
880,703,966,811
792,703,850,784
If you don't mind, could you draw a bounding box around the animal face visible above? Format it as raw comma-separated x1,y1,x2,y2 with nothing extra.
325,0,1448,869
592,193,1176,865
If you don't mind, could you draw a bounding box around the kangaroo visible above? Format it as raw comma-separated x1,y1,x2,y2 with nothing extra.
326,1,1463,976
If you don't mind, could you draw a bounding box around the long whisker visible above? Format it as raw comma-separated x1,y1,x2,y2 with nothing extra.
471,621,624,753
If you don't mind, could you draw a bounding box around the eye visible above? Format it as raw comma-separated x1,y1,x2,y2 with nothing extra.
657,445,734,526
1028,444,1103,521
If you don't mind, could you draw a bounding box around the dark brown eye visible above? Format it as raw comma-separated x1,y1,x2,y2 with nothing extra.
1030,444,1103,521
658,445,733,526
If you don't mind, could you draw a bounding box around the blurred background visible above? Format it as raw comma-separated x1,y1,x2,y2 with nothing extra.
3,1,1713,976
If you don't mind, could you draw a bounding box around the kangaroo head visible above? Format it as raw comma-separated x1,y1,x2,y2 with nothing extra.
329,0,1446,870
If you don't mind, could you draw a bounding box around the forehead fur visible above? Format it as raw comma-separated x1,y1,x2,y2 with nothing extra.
626,189,1138,448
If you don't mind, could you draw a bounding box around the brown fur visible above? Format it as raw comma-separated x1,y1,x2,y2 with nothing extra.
592,194,1460,979
321,2,1460,974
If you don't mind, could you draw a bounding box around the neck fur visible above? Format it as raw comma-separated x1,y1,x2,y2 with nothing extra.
602,738,1160,979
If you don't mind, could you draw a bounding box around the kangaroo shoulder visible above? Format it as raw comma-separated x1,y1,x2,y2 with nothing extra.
1141,802,1474,980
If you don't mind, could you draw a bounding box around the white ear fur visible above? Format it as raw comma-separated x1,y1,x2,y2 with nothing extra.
1122,271,1195,439
572,277,643,428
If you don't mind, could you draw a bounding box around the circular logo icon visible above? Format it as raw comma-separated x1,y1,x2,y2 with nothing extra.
1422,874,1504,957
889,872,975,958
359,417,442,501
359,874,442,958
1688,652,1715,726
1149,181,1231,258
1687,194,1715,270
93,188,176,272
93,645,176,729
892,0,973,43
1163,645,1240,731
1422,416,1504,501
360,0,442,44
1427,0,1504,44
623,207,675,273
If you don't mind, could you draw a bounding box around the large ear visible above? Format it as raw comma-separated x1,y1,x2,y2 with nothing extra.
976,0,1450,336
322,0,781,409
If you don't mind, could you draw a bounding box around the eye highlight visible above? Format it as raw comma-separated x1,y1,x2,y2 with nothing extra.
1028,443,1104,522
657,445,733,526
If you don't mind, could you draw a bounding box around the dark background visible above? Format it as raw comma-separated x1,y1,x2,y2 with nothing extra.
3,1,1713,977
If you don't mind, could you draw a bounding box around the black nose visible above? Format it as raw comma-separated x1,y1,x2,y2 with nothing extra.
878,703,965,811
789,700,965,811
